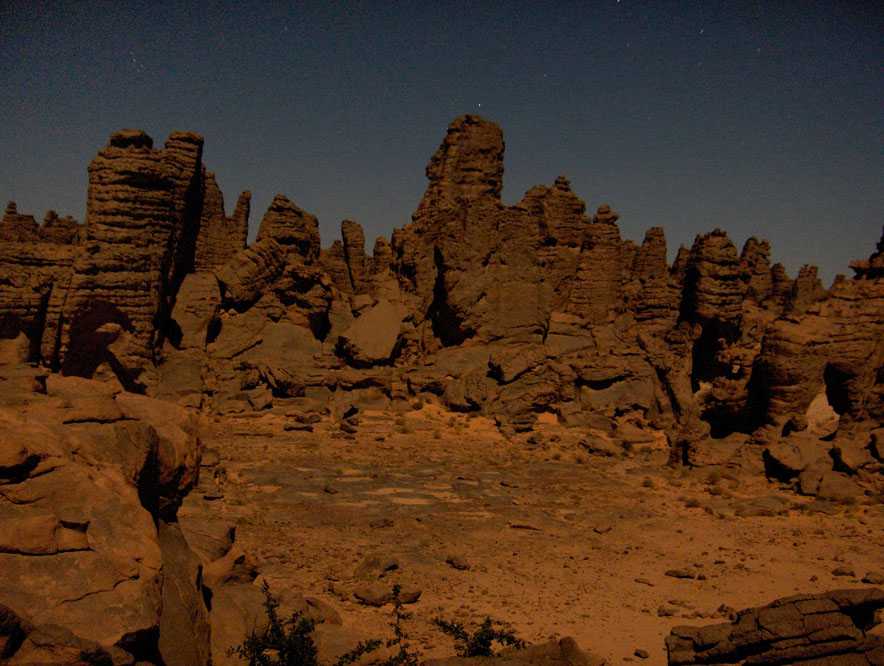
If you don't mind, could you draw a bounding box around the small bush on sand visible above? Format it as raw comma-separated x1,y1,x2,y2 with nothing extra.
432,616,526,657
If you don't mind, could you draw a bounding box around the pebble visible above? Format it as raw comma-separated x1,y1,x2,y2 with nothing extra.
446,555,471,571
665,568,697,580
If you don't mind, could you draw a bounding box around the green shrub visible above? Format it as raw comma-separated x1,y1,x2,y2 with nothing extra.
432,616,526,657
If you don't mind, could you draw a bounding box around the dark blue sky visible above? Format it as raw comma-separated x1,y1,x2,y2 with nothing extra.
2,1,881,282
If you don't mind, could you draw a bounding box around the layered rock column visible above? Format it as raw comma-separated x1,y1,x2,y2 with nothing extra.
193,170,250,271
566,205,624,324
255,193,321,262
0,201,40,241
53,129,204,386
0,203,79,357
341,219,367,294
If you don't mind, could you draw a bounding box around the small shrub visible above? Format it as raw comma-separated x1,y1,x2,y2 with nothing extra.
433,616,526,657
229,581,380,666
227,580,318,666
380,585,421,666
335,640,383,666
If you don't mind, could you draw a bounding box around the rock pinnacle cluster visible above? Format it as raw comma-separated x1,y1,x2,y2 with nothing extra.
0,115,881,663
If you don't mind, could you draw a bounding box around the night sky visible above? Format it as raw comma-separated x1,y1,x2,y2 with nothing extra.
2,1,881,282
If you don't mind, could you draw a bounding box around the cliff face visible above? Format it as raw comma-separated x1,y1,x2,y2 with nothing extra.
0,115,880,485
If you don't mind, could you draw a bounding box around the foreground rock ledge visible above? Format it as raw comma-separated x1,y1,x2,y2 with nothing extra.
666,588,884,665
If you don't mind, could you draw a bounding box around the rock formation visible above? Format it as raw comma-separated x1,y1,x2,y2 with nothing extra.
0,372,202,661
194,171,250,271
48,130,204,389
39,211,80,244
1,113,883,664
0,112,880,497
255,193,321,262
0,201,40,242
666,588,884,664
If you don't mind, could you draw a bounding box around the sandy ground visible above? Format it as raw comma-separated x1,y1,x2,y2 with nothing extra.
182,403,884,665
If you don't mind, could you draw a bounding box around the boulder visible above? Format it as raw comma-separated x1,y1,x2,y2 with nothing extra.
666,588,884,664
337,299,403,367
169,272,221,350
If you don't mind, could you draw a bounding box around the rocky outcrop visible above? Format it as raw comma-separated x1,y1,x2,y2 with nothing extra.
739,236,773,305
341,219,367,294
416,113,504,212
627,227,679,333
0,376,208,663
52,130,204,388
1,114,881,497
666,588,884,664
851,226,884,279
39,211,80,244
518,176,588,248
194,171,250,271
671,245,691,285
565,206,624,324
755,269,884,429
680,229,744,327
769,262,792,306
633,227,668,282
255,193,320,263
0,203,80,362
2,114,884,661
320,240,353,295
787,264,827,315
215,237,287,309
0,202,40,242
